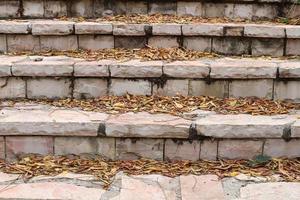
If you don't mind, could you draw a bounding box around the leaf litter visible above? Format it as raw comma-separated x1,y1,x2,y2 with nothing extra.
1,155,300,189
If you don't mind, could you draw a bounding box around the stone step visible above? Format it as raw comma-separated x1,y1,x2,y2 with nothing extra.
0,0,299,19
0,20,300,56
0,55,299,101
0,103,300,161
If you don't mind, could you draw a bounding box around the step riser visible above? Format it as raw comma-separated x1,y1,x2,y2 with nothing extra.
0,0,299,19
1,136,300,161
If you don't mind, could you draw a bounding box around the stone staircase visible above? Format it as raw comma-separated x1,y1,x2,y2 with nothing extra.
0,0,300,162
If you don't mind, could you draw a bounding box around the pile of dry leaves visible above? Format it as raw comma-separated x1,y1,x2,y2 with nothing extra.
8,95,300,116
1,155,300,188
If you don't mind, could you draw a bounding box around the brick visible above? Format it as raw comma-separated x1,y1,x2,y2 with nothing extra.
78,35,114,50
152,24,181,35
110,60,162,78
40,35,78,51
7,35,40,52
224,25,244,36
32,21,74,35
27,78,72,99
210,58,277,79
182,24,223,36
109,79,151,95
200,140,218,160
12,61,74,76
54,137,115,159
264,139,300,158
286,27,300,38
44,0,67,18
126,0,147,14
0,78,25,98
149,2,176,15
0,21,29,34
71,0,94,17
195,114,295,138
253,4,278,20
74,60,111,77
0,35,6,53
148,36,179,48
6,136,53,160
0,0,20,18
274,81,300,102
292,120,300,137
189,80,229,98
74,78,107,98
212,37,250,55
203,3,234,18
244,25,285,38
116,138,164,160
106,112,191,138
218,140,263,159
278,62,300,78
229,79,273,98
113,24,146,36
23,0,44,17
154,79,189,96
233,4,253,19
183,37,211,51
0,182,104,199
164,61,209,78
0,137,4,159
180,175,225,200
286,39,300,55
177,1,202,16
115,36,146,48
165,139,200,161
75,22,113,34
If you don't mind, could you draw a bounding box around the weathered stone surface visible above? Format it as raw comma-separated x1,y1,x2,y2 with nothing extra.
0,182,104,199
253,4,278,20
274,81,300,102
5,136,53,160
233,4,253,19
200,140,218,160
229,79,273,98
0,108,107,136
110,60,163,77
0,172,19,182
210,59,277,78
224,25,244,36
152,23,181,35
163,60,209,78
106,112,191,138
78,35,114,50
212,37,250,55
165,139,200,161
148,36,179,48
177,1,202,16
0,57,19,76
71,0,94,17
23,0,44,17
286,26,300,38
252,38,284,56
0,0,20,18
218,140,263,159
40,35,78,51
27,78,72,99
113,24,146,36
183,37,211,51
189,80,229,98
115,36,146,48
195,114,295,138
109,79,151,95
75,22,113,34
182,24,223,36
149,2,176,15
286,39,300,55
264,139,300,158
55,137,115,159
0,78,26,98
126,1,147,14
203,3,234,18
244,24,285,38
74,60,111,77
154,79,189,96
278,62,300,78
240,182,300,200
7,35,40,52
32,21,74,35
44,0,67,18
0,34,6,53
0,21,29,33
12,61,74,76
180,175,225,200
74,78,107,98
0,137,4,159
292,120,300,137
116,138,164,160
